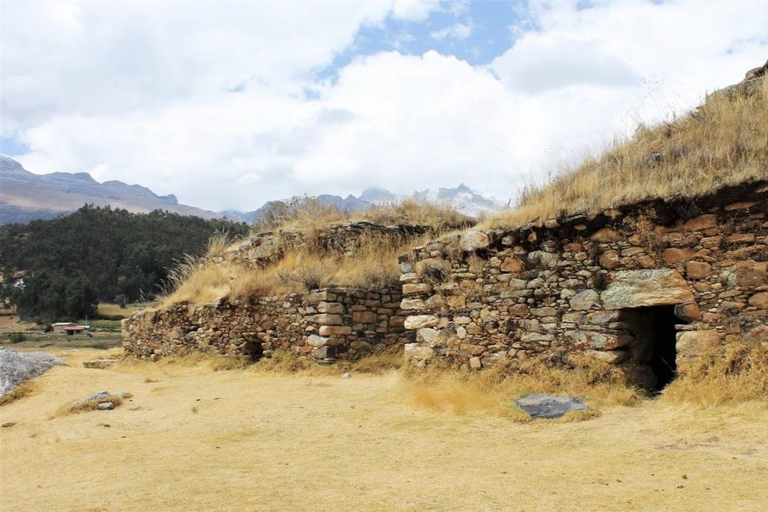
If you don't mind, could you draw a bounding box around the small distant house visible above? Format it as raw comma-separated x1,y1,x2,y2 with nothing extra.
52,322,76,334
53,323,91,335
63,325,91,336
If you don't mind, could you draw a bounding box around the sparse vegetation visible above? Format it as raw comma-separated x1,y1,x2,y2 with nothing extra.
485,77,768,228
402,356,644,420
161,202,463,306
662,344,768,405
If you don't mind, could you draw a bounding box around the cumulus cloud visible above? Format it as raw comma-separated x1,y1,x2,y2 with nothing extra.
2,0,768,211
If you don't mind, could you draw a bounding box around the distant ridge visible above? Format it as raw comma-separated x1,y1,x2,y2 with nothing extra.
224,184,505,223
0,155,222,224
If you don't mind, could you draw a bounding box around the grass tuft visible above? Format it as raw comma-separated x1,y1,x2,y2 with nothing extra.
484,77,768,228
402,356,644,419
0,381,37,407
662,344,768,405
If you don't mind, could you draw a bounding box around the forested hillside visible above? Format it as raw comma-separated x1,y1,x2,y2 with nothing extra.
0,205,249,321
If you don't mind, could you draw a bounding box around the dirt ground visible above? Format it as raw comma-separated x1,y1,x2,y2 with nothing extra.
2,348,767,512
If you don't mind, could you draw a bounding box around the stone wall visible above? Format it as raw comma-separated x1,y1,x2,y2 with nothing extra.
398,180,768,388
123,286,408,361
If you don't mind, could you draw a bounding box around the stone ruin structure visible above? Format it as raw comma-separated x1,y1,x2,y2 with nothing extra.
123,222,433,362
399,180,768,389
124,179,768,390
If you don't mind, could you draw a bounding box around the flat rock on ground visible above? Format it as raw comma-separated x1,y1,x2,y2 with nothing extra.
0,349,66,397
515,394,588,419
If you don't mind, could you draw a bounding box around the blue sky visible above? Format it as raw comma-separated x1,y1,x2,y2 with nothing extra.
2,0,767,211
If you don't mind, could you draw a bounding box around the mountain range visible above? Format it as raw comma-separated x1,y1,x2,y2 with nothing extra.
0,155,505,225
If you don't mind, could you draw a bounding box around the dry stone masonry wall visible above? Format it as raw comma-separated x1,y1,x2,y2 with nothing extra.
399,180,768,389
123,286,408,362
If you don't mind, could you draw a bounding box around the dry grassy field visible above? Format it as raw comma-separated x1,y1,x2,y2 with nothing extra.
2,348,767,512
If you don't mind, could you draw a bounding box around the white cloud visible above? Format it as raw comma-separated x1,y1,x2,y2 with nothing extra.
3,0,768,212
431,22,473,40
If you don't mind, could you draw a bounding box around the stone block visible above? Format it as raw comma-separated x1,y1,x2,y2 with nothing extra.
599,250,620,269
313,314,343,325
459,231,490,251
404,315,440,330
674,303,702,322
583,349,630,365
352,311,378,324
601,269,694,310
748,292,768,309
676,330,721,359
500,257,525,273
306,334,330,348
400,298,427,311
564,331,633,350
684,214,717,231
318,325,352,336
403,283,433,295
685,261,712,279
317,302,345,314
591,228,622,243
569,290,600,311
469,357,482,370
417,328,439,344
663,248,695,265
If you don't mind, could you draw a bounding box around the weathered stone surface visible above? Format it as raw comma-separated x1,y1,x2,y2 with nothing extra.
735,261,767,287
352,311,378,324
402,283,433,295
515,394,587,419
684,214,717,231
469,357,482,370
313,314,343,325
565,331,632,350
584,349,629,365
569,290,600,311
404,315,440,330
599,250,620,269
674,303,702,322
748,292,768,309
676,330,721,359
306,335,330,348
601,269,694,309
317,302,344,314
318,325,352,336
591,228,622,243
400,298,427,311
500,257,525,273
459,231,490,251
686,261,712,279
743,324,768,345
663,248,695,265
417,328,439,344
1,349,66,397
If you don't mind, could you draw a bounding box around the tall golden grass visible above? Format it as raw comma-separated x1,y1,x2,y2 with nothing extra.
161,231,433,306
255,196,473,232
401,356,645,420
485,77,768,228
662,344,768,406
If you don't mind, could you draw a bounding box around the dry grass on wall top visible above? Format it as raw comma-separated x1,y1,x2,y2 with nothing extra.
485,77,768,229
160,232,432,307
254,196,474,233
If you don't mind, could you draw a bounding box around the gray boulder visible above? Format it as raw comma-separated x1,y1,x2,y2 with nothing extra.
0,349,66,397
515,394,588,419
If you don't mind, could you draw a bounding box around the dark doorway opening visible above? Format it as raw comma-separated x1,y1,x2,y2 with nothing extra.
241,339,264,362
620,306,680,392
